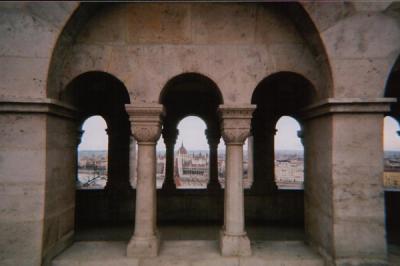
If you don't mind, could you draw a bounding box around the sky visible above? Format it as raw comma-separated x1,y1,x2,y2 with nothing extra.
78,115,400,151
384,116,400,151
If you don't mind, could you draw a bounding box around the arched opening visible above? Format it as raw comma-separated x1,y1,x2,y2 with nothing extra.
77,116,109,189
384,116,400,248
62,71,133,238
248,72,314,241
158,73,223,240
175,116,209,189
274,116,304,190
384,60,400,251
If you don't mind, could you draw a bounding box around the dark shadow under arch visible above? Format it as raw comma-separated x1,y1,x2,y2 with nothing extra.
64,71,133,228
384,55,400,247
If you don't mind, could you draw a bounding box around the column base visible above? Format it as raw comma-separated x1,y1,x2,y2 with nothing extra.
219,230,251,256
126,234,160,258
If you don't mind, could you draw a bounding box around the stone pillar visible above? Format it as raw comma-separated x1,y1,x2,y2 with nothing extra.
206,129,221,191
129,135,137,188
162,127,179,191
300,98,394,266
251,117,277,194
125,103,164,257
218,104,255,256
246,135,254,188
105,126,131,192
76,129,84,183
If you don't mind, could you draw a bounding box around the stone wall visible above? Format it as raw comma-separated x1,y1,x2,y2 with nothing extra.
53,3,328,104
75,190,304,226
42,115,77,264
0,113,46,266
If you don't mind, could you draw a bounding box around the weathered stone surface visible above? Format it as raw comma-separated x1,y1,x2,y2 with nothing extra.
0,57,49,98
126,4,191,45
1,2,400,266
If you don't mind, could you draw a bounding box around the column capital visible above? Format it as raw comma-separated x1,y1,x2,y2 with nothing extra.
125,103,164,144
218,105,256,145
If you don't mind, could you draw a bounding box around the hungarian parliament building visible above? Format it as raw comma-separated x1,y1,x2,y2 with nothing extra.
156,143,304,190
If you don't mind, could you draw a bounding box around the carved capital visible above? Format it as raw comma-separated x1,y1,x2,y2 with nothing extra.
218,105,256,145
125,103,164,143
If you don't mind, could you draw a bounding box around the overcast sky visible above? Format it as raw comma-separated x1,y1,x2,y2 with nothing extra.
78,115,400,151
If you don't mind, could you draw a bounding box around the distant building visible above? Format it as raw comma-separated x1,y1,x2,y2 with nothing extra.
275,158,304,190
174,143,209,188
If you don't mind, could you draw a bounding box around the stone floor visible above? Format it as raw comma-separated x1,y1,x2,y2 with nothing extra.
52,240,324,266
52,225,400,265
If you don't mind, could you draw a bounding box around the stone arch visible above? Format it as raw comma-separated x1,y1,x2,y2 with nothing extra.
64,70,133,227
159,72,223,122
159,72,223,192
383,52,400,248
249,71,314,194
251,71,316,118
46,2,332,105
159,72,223,133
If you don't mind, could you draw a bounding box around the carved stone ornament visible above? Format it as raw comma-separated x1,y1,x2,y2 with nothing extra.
218,105,256,144
125,103,164,143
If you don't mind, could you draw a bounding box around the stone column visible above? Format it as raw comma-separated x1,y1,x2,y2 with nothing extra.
246,135,254,188
76,129,84,183
162,127,179,191
206,129,221,191
105,126,131,192
219,104,255,256
125,103,164,257
251,117,277,194
300,98,394,266
129,135,137,188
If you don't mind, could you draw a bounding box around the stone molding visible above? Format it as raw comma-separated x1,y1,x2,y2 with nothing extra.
218,104,256,145
0,97,77,119
299,98,396,120
125,103,164,143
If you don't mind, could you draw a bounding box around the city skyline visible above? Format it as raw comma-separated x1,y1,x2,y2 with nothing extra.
78,115,400,151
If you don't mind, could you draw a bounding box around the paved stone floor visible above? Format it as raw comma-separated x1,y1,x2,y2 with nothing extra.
52,240,324,266
52,225,399,265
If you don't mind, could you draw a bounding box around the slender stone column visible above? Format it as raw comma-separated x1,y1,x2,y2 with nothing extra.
246,135,254,188
129,135,137,188
125,103,164,257
105,126,131,192
206,129,221,191
251,118,277,194
219,104,255,256
76,129,84,183
162,127,179,191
